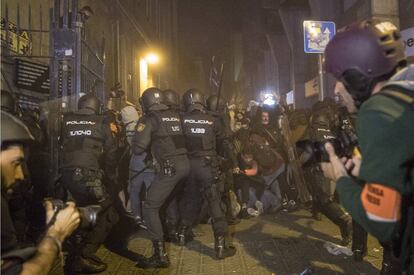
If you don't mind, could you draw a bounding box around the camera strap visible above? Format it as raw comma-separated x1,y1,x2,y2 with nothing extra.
36,206,65,266
45,207,61,230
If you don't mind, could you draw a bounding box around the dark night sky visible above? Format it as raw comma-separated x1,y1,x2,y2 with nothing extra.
178,0,235,58
176,0,244,93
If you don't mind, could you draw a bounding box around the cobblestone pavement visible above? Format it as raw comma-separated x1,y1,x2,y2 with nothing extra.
51,209,382,275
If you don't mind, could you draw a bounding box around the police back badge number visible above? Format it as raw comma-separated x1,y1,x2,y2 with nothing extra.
137,123,146,132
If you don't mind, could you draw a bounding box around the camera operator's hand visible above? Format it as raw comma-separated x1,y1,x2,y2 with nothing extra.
345,155,361,177
44,201,80,242
17,203,80,275
320,142,349,181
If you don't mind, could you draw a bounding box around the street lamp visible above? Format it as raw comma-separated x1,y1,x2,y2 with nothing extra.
139,52,161,94
145,53,159,64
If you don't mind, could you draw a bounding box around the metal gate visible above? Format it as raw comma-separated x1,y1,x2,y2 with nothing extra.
1,0,105,104
1,0,106,189
49,0,106,106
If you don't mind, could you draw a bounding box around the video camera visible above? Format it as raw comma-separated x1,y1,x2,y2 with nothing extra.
49,199,101,230
297,111,358,163
298,138,346,163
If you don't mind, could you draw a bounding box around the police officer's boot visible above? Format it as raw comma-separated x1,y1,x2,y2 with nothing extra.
311,203,322,221
177,225,193,246
339,216,353,246
136,240,170,268
352,220,368,262
322,202,352,246
215,235,236,259
165,222,178,243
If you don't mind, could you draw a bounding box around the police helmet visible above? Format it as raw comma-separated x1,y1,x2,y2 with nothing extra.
162,89,180,108
206,95,226,112
78,93,102,114
140,87,163,112
1,111,35,148
182,88,206,112
310,112,331,128
1,90,18,115
325,19,406,105
311,98,336,112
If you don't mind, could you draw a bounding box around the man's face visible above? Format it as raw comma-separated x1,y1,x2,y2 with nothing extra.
261,112,270,125
334,81,357,114
1,145,26,195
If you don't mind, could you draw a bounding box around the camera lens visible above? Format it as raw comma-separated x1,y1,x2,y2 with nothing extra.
78,205,101,230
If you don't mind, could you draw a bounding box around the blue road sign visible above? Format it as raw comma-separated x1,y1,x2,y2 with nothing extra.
303,20,336,53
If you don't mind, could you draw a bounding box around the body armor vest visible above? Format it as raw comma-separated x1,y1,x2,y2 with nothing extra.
61,112,105,169
182,111,216,156
149,110,186,161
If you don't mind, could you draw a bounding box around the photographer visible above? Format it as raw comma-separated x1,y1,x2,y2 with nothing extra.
322,20,414,274
1,111,80,275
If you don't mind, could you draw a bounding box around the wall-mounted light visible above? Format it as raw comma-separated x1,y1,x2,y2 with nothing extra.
145,53,159,64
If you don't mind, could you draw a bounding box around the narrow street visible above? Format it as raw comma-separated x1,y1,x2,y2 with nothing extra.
52,210,382,275
3,1,413,274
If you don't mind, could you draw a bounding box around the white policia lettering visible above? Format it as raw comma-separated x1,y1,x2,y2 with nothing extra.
70,130,92,136
184,119,213,125
162,117,180,122
66,120,96,125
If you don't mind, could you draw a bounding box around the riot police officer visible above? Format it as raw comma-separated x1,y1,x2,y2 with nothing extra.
60,93,118,274
206,95,240,225
305,102,352,246
337,104,369,262
178,89,238,260
161,89,183,242
163,89,181,111
132,87,190,268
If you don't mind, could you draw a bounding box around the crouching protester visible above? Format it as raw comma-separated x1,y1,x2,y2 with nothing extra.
321,20,414,274
1,111,80,275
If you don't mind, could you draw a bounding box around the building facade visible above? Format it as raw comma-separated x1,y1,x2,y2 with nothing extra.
1,0,178,107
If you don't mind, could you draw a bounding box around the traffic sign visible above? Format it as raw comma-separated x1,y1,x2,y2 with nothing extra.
401,26,414,57
303,20,335,53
